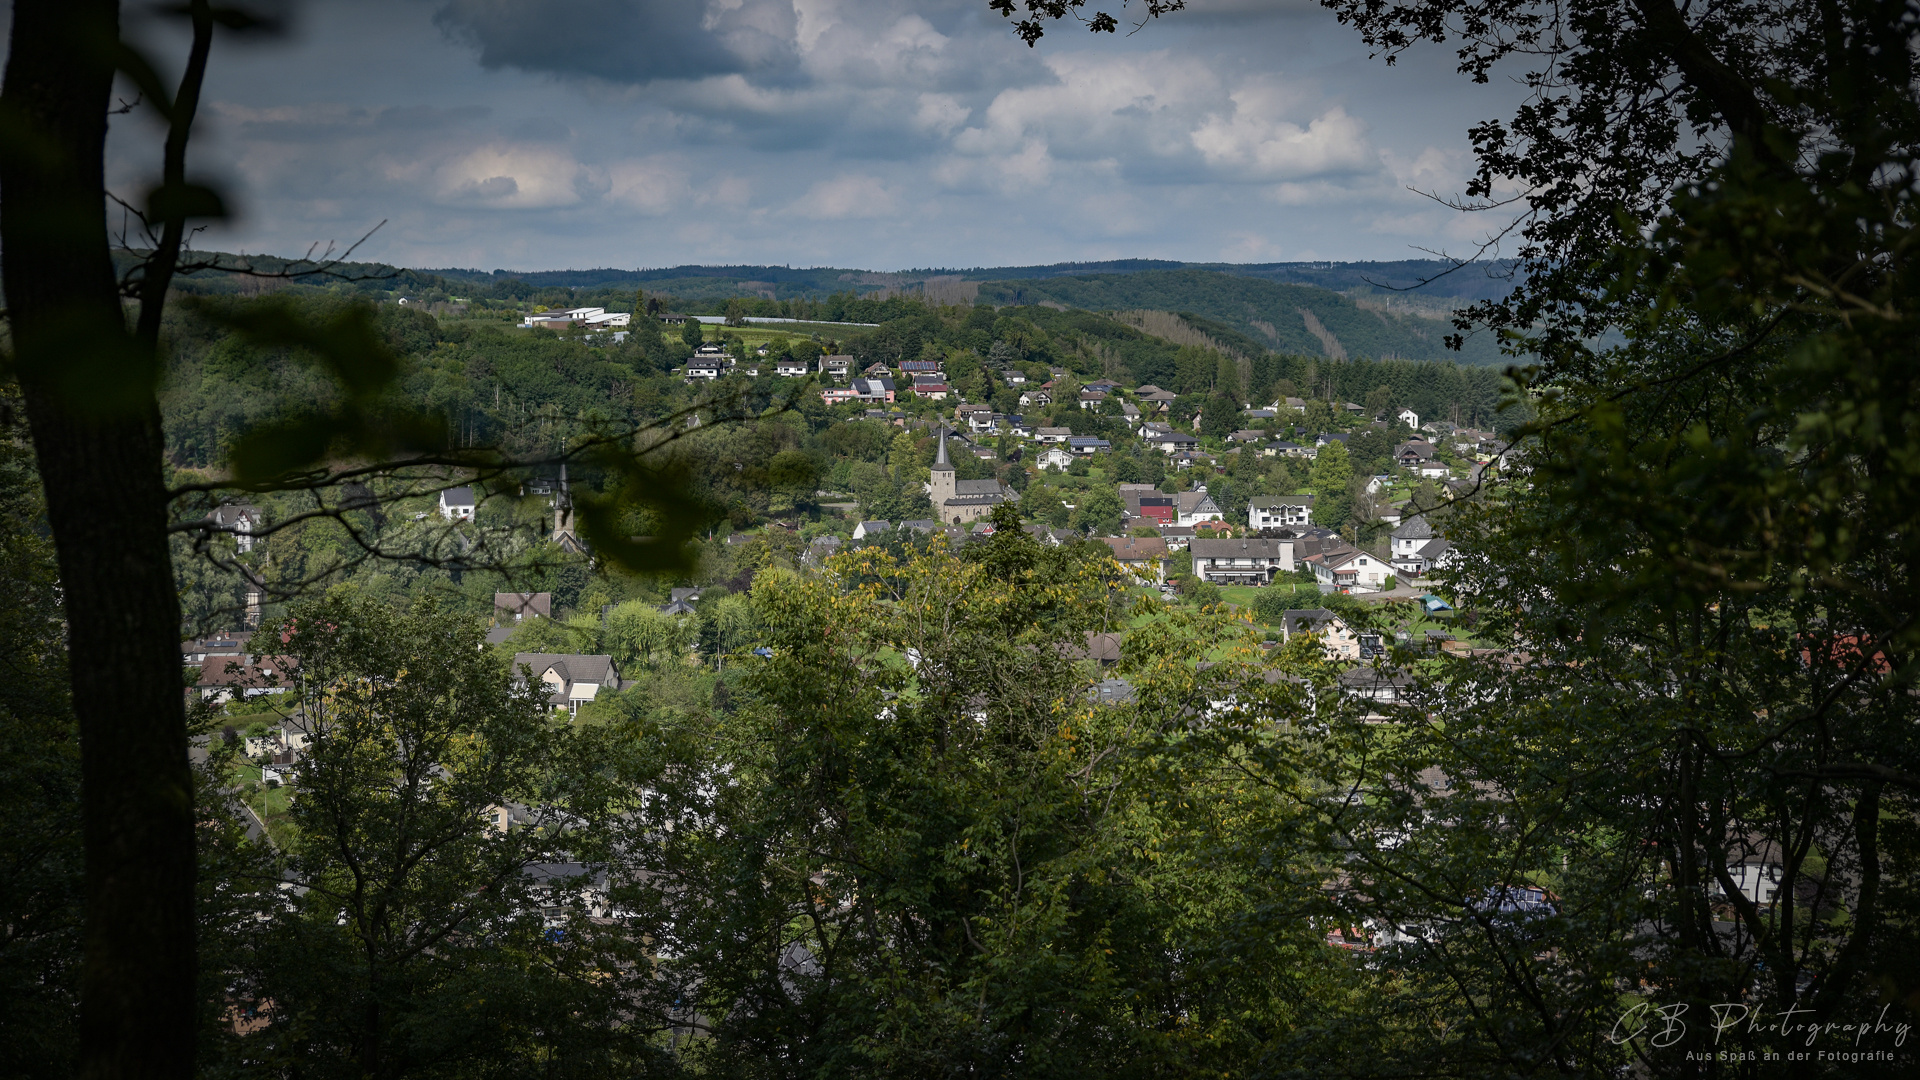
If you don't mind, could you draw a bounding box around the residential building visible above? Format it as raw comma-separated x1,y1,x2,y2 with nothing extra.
928,428,1020,525
1067,436,1111,455
1248,495,1314,529
1190,537,1292,584
851,377,896,403
911,382,951,401
1000,369,1028,385
821,386,860,406
1035,426,1071,443
192,650,295,703
494,592,552,623
439,486,476,521
818,354,853,382
1157,524,1196,550
1078,391,1107,410
209,504,265,552
511,653,624,718
1303,544,1392,592
1228,429,1266,444
1019,389,1053,408
1145,430,1199,454
1389,515,1454,577
1397,407,1420,429
1174,490,1224,526
1283,396,1307,412
775,357,812,377
900,360,942,377
1266,440,1307,458
1395,440,1437,466
684,359,723,381
1338,665,1417,713
1279,608,1361,660
1036,446,1076,472
853,520,891,540
1100,536,1169,582
1119,484,1174,526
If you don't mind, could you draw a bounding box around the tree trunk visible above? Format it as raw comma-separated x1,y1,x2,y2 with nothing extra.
1,4,198,1079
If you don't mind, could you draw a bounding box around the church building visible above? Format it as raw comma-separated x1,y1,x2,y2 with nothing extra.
929,427,1020,525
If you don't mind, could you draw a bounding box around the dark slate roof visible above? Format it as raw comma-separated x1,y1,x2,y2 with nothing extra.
1281,609,1346,636
1190,537,1288,558
1392,514,1435,541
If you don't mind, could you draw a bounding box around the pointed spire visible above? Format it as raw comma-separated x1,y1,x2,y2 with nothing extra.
933,425,952,469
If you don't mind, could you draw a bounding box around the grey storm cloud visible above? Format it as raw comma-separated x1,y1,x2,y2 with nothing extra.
433,0,802,85
129,0,1520,271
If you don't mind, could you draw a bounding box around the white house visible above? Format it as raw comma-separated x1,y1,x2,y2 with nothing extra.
1036,445,1076,472
1247,495,1314,529
1145,430,1199,454
1174,490,1225,526
1190,537,1292,584
1303,544,1392,592
1397,407,1420,429
209,504,265,552
818,354,854,382
1390,514,1454,577
853,520,892,540
775,358,812,377
1279,608,1361,660
1035,426,1072,444
439,486,476,521
511,653,623,719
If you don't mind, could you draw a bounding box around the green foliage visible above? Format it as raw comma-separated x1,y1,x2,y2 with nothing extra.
1308,441,1354,527
1068,484,1124,535
0,428,81,1079
214,594,645,1077
976,269,1506,364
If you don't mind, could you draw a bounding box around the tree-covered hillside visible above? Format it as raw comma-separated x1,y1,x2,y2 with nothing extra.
976,269,1507,365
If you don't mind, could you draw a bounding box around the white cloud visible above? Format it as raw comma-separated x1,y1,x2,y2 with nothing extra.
787,174,897,219
431,144,589,208
1191,101,1374,180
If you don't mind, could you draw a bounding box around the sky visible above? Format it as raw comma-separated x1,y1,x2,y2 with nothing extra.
99,0,1524,273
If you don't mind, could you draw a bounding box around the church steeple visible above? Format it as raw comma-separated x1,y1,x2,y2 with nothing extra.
929,425,956,517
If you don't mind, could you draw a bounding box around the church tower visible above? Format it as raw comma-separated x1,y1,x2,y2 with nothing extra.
929,426,956,518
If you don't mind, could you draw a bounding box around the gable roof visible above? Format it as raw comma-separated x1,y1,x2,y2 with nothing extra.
1280,608,1348,636
1101,536,1170,562
1392,514,1435,541
511,653,621,695
494,592,552,620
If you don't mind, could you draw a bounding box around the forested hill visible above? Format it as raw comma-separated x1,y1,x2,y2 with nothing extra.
974,269,1505,366
155,253,1509,366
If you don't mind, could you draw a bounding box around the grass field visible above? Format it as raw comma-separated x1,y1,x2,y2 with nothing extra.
232,761,296,847
1217,582,1320,617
